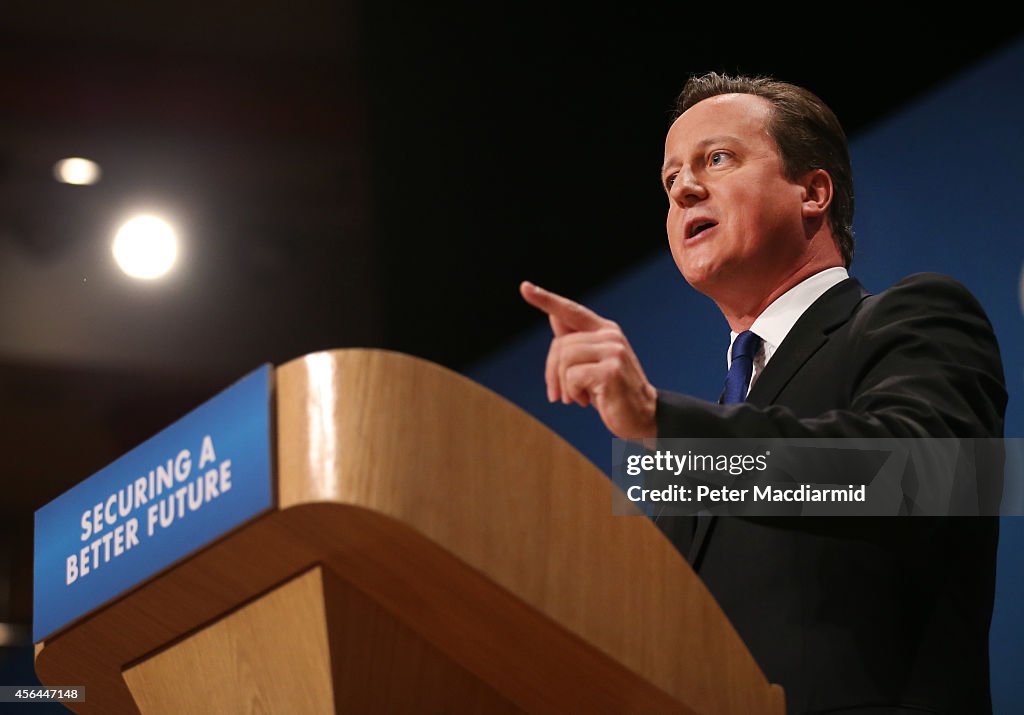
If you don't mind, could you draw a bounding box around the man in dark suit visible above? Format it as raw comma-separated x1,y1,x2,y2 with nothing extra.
520,73,1006,714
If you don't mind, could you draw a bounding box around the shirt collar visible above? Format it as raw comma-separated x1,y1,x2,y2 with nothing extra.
727,266,849,369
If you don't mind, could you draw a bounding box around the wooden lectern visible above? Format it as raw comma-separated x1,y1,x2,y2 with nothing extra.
35,349,784,714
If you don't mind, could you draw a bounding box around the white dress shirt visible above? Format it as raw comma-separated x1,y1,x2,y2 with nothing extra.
726,267,850,396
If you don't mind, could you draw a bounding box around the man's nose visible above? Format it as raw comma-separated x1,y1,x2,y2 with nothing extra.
669,168,707,206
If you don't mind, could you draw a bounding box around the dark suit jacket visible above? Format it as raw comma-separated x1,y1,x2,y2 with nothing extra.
655,273,1007,715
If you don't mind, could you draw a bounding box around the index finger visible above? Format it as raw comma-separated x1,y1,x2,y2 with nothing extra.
519,281,607,334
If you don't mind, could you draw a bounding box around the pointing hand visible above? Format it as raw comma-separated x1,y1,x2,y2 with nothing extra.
520,281,657,439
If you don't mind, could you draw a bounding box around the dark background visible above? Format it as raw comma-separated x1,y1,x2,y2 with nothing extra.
2,0,1021,702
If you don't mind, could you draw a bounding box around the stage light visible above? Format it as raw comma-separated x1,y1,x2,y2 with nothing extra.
54,157,102,186
112,215,178,280
0,622,29,647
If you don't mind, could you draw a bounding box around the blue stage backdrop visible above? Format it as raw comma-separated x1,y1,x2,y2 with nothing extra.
469,39,1024,713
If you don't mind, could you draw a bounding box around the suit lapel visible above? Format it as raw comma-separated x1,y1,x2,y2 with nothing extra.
747,278,870,407
688,278,871,569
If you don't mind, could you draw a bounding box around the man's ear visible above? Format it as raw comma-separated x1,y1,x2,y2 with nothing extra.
800,169,833,219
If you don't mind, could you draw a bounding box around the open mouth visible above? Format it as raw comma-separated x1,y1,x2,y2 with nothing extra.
688,221,717,239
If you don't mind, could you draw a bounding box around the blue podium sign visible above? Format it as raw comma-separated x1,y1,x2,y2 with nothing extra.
33,365,274,643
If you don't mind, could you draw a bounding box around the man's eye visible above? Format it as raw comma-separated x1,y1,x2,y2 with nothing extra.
709,151,729,167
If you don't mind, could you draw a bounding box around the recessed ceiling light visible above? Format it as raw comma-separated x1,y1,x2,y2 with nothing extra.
112,215,178,280
54,157,102,186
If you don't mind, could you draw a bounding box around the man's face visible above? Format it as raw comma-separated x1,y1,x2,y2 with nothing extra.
662,93,808,300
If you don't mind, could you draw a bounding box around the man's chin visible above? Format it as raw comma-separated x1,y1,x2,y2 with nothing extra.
679,266,723,296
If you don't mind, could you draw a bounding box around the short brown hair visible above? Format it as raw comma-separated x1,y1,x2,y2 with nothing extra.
675,73,854,267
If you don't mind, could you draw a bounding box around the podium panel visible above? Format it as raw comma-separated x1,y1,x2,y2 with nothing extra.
36,349,784,715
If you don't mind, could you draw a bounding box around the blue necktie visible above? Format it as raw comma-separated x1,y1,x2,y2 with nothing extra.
689,329,764,562
723,330,762,404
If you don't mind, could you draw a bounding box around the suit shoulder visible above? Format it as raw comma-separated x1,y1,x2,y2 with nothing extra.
864,272,989,319
888,271,973,293
849,272,1001,373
